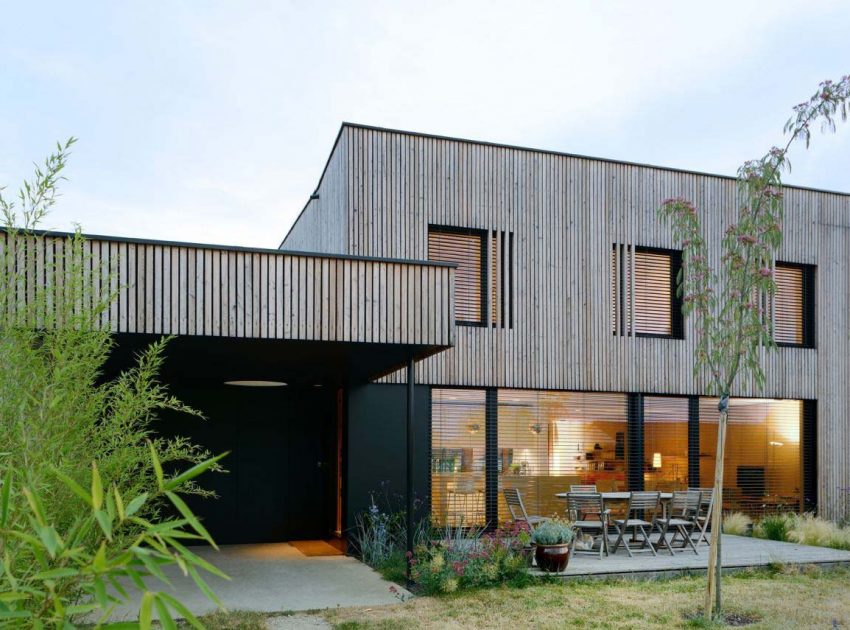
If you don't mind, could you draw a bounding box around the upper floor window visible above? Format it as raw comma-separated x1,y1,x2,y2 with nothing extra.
773,262,815,347
490,230,514,329
612,244,683,338
428,226,486,326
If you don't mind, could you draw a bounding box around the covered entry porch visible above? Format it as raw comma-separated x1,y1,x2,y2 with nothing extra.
39,232,461,546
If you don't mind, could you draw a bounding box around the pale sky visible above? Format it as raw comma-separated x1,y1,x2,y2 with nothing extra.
2,1,849,248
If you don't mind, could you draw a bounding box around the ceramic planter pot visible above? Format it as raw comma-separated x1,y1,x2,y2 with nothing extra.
534,543,571,573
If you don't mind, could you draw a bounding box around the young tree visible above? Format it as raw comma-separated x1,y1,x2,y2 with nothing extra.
0,141,228,626
658,75,850,619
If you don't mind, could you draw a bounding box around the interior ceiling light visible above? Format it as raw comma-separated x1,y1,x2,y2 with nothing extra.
224,380,287,387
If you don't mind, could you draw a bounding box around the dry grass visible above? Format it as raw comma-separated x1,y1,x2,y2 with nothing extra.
323,566,850,629
723,512,753,536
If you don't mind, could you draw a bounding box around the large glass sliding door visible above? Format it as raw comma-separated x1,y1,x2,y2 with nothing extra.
643,396,690,492
429,388,807,527
497,390,628,522
699,398,802,517
430,389,487,527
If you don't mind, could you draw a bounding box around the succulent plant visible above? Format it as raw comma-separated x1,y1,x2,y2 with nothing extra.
531,517,575,546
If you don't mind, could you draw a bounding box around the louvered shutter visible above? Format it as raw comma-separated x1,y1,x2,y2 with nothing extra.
428,229,484,324
634,251,673,335
774,264,804,345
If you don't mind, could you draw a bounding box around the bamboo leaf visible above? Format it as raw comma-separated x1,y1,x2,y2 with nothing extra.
139,591,154,629
148,442,164,490
163,452,229,491
91,462,104,511
165,491,217,550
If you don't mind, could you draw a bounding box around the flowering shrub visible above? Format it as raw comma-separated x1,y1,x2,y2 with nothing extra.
410,523,532,594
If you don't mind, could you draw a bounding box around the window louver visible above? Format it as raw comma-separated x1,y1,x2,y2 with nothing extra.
698,397,802,518
774,263,814,347
431,389,487,527
612,245,682,338
496,390,628,523
428,228,485,325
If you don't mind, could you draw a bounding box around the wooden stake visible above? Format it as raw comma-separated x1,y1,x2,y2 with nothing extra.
705,397,729,619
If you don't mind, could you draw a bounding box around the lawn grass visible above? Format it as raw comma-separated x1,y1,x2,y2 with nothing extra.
322,565,850,629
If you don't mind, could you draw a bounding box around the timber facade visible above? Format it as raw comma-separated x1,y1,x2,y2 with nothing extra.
285,123,850,523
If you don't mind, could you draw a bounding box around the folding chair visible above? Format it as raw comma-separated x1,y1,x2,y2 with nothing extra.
611,491,661,557
689,487,715,546
503,487,548,530
654,490,701,555
566,492,609,559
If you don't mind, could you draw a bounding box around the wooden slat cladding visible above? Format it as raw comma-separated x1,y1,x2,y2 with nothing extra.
329,125,836,401
285,123,850,518
428,227,484,325
774,265,803,344
0,232,455,348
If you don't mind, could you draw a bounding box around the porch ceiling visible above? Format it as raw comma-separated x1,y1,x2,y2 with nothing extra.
106,333,438,385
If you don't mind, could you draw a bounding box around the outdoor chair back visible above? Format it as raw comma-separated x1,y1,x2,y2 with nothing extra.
689,486,715,545
611,491,661,557
570,484,598,493
503,487,548,530
654,490,701,555
567,492,609,559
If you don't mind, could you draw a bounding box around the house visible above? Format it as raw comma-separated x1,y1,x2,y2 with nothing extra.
283,123,849,530
8,123,849,546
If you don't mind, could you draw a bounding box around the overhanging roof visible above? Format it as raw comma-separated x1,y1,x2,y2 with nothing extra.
3,230,456,381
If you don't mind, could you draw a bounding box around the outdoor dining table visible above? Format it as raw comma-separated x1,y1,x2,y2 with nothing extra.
555,491,675,517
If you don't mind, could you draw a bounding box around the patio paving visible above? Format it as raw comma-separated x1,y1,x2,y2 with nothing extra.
108,542,408,621
542,534,850,579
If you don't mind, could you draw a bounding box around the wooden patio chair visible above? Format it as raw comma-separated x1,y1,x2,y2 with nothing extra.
503,488,548,531
653,490,701,555
566,492,609,559
611,491,661,557
570,484,598,493
688,487,715,546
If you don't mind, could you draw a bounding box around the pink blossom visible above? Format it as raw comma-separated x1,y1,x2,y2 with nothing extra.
758,267,772,278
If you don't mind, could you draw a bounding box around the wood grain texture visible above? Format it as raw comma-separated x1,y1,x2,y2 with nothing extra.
283,123,850,518
1,232,455,349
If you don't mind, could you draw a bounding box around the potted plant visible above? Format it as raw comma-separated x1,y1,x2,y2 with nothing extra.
516,527,535,567
531,517,574,573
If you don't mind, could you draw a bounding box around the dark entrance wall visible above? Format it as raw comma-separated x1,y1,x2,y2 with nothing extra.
345,383,430,531
156,384,336,545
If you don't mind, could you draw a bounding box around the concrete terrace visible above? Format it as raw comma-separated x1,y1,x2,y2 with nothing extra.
545,534,850,579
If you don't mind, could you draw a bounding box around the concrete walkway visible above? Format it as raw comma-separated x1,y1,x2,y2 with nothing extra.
541,534,850,579
109,543,408,621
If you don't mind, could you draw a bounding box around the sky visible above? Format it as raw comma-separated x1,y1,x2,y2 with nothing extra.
1,1,849,248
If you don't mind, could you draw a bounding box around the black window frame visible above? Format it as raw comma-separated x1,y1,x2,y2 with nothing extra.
428,224,488,328
774,261,816,349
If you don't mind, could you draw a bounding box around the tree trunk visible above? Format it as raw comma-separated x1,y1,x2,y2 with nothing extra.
705,396,729,619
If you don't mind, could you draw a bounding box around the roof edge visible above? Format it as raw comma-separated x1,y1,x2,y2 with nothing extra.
339,122,850,198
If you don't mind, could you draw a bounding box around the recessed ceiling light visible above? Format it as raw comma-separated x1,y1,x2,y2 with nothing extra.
313,384,323,388
224,380,287,387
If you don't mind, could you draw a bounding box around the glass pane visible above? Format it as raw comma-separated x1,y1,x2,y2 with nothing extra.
430,389,487,527
699,398,802,517
644,397,689,491
497,390,628,524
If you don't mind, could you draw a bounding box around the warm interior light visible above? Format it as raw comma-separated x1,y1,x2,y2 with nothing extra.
224,380,287,387
768,441,784,447
466,423,481,434
652,452,662,469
